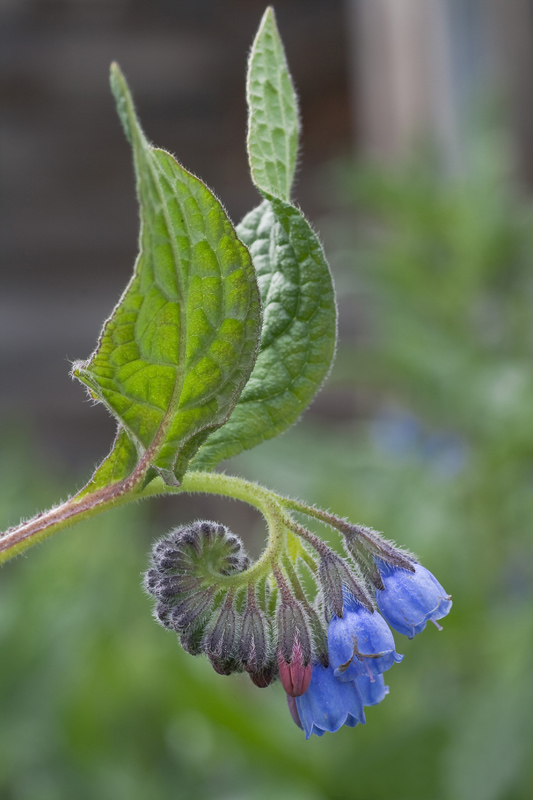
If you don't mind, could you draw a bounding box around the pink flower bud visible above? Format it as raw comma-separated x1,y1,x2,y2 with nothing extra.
277,642,313,697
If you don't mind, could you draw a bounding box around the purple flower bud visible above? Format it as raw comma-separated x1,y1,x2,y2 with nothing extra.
171,586,217,629
318,553,374,618
278,640,313,697
204,592,239,659
305,606,330,668
375,559,452,638
275,581,313,697
208,654,243,675
328,591,403,682
276,585,312,664
240,587,271,671
248,667,275,688
144,521,250,656
240,589,276,688
179,624,205,656
154,601,173,630
294,664,365,739
152,574,202,600
341,524,415,589
318,554,344,618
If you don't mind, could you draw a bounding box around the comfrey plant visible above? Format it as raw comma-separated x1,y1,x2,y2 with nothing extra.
0,8,451,738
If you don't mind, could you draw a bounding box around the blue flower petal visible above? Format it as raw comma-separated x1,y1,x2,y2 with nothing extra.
345,714,360,728
328,599,403,681
295,664,365,739
333,659,362,683
375,560,452,638
355,673,389,706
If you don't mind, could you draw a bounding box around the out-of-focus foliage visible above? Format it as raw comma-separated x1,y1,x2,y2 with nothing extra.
2,134,533,799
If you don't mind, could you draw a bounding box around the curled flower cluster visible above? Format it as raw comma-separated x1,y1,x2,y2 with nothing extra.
145,521,277,685
144,517,452,739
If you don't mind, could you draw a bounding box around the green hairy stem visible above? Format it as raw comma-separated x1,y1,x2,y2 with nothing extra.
0,470,324,576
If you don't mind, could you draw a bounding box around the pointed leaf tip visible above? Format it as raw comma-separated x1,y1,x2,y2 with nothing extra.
247,4,299,201
109,62,138,145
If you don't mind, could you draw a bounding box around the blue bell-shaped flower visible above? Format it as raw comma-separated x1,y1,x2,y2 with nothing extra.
328,590,403,682
294,663,365,739
375,559,452,638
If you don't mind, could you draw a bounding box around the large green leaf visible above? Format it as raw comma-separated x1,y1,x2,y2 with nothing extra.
191,199,336,470
190,9,336,471
73,64,261,486
246,6,300,202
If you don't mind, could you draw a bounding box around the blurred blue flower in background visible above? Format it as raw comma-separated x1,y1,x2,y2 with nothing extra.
371,411,468,477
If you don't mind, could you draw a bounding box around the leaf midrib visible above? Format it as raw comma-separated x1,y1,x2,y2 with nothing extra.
248,12,295,201
129,136,189,463
143,148,252,455
269,27,294,200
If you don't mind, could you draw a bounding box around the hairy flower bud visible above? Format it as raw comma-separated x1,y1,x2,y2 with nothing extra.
239,585,273,684
318,552,374,618
341,524,415,589
154,601,173,630
148,521,249,581
179,623,206,656
275,579,313,697
317,554,344,618
248,666,275,688
277,640,313,697
306,605,329,668
171,586,217,629
145,520,250,646
208,654,244,676
204,591,239,660
152,574,202,600
276,600,312,666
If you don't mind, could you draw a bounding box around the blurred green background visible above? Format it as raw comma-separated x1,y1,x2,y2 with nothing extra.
2,133,533,799
3,1,533,798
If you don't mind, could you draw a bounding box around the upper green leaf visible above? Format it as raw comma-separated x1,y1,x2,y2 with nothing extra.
246,6,300,201
191,9,337,471
73,64,261,485
190,198,336,471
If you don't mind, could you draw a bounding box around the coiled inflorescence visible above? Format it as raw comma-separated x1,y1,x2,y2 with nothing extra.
145,521,276,685
144,514,452,738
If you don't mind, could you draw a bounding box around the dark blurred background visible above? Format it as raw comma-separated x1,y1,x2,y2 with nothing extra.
2,1,533,799
1,0,354,467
